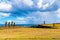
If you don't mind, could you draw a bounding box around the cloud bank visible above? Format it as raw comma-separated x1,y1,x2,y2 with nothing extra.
0,0,60,24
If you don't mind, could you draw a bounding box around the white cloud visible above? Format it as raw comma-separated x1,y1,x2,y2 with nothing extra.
13,0,33,8
17,17,25,21
37,0,43,8
36,0,55,9
17,16,36,24
12,0,57,10
14,11,56,24
56,8,60,18
0,2,12,12
42,3,49,9
7,20,12,22
23,0,33,7
26,11,56,24
17,17,28,24
0,12,11,18
50,0,55,5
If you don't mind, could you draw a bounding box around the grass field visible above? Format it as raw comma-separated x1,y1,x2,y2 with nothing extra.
42,23,60,29
0,27,60,40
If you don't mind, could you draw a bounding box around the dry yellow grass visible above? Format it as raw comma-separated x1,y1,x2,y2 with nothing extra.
0,27,60,40
42,23,60,29
42,24,53,26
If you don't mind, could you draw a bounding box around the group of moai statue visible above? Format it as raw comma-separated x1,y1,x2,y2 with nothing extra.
5,21,16,27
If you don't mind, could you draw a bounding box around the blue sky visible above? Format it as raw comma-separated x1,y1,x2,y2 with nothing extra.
0,0,60,24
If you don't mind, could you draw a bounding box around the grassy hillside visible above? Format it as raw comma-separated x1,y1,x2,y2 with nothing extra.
42,23,60,29
0,27,60,40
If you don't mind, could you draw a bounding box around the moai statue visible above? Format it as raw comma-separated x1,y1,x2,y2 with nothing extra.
5,21,7,27
13,22,16,27
44,21,45,24
8,22,10,27
11,21,14,26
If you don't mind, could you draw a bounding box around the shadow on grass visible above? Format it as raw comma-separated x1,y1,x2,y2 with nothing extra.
31,25,54,29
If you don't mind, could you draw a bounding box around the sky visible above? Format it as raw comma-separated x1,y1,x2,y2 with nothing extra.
0,0,60,24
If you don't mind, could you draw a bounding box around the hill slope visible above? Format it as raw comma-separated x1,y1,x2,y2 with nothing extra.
0,27,60,40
